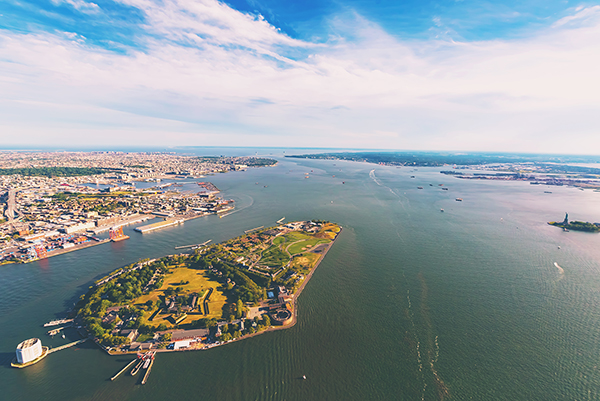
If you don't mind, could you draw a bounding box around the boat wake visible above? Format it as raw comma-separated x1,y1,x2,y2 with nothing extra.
554,262,564,274
369,169,411,215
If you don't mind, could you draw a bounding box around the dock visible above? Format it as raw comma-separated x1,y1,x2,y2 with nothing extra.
277,217,285,224
175,239,212,250
111,358,137,381
48,338,88,354
244,226,264,234
47,326,70,336
141,357,154,385
135,219,184,233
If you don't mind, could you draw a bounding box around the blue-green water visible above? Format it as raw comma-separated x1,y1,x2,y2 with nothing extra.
2,157,600,400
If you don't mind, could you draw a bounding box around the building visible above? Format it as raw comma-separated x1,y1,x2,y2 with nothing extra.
16,338,43,364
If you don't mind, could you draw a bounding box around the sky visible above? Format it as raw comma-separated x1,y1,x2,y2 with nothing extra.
1,0,600,153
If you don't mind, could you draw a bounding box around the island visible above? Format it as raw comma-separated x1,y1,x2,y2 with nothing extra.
72,220,340,354
548,213,600,232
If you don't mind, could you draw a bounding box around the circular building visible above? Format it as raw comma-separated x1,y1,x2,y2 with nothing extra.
271,309,293,326
16,338,43,364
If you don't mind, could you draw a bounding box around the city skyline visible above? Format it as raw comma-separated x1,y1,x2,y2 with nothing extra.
1,0,599,153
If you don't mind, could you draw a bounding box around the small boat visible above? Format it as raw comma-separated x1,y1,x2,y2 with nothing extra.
442,187,448,190
440,209,444,212
303,375,307,380
417,186,423,189
455,198,463,201
61,333,65,339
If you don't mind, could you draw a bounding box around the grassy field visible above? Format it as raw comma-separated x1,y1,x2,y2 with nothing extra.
135,267,227,326
287,238,330,255
260,245,290,267
290,252,321,271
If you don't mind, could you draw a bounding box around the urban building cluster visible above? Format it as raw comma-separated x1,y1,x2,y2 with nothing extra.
0,151,277,264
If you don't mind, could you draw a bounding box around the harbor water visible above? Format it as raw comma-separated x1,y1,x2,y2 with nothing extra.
2,154,600,400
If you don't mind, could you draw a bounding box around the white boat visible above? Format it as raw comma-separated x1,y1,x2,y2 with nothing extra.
43,319,74,327
303,375,306,380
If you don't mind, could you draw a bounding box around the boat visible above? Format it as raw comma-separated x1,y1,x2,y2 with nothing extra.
440,209,444,212
303,375,307,380
544,191,552,194
143,356,152,369
417,186,423,189
442,187,449,190
61,333,65,339
131,358,144,376
43,319,74,327
455,198,463,201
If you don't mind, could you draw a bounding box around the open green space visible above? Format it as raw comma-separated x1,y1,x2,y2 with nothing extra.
260,245,290,267
287,239,330,255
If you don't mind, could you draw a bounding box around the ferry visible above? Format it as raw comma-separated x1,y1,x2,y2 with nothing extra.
131,354,145,376
43,319,74,327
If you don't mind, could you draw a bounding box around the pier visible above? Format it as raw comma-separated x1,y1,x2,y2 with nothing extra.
141,357,154,385
111,358,137,381
48,338,88,354
175,239,212,250
244,226,264,234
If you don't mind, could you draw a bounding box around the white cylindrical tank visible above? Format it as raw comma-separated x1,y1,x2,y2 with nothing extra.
16,338,43,364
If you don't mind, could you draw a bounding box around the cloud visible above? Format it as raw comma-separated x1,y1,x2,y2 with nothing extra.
0,1,599,152
51,0,101,13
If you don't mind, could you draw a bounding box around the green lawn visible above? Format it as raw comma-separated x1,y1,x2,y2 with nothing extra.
260,245,290,267
287,239,329,255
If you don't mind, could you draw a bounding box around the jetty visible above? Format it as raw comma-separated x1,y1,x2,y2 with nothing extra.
244,226,264,234
141,353,155,385
175,239,212,250
277,217,285,224
111,358,137,381
48,338,88,354
135,219,184,233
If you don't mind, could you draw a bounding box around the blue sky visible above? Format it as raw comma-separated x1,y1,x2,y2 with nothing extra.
1,0,600,152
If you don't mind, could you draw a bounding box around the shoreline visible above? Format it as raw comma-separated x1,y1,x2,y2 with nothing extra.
104,226,342,355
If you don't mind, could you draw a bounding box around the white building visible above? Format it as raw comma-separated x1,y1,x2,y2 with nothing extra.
16,338,43,363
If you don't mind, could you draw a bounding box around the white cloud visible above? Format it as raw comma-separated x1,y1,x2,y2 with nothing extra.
51,0,101,13
0,1,599,152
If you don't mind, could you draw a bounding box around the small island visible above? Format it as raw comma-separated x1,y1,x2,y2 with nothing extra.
549,213,600,232
72,220,341,354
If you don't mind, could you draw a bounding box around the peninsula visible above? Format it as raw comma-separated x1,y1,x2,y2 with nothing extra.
71,220,340,354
